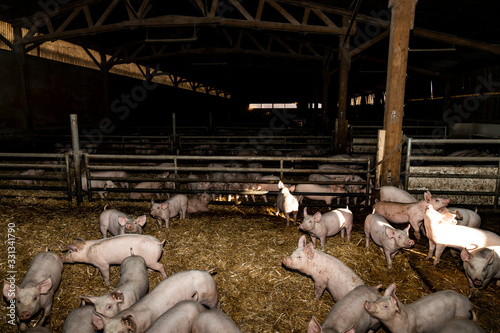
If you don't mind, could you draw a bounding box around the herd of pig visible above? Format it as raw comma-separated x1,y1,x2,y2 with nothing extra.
2,195,243,333
280,184,496,333
4,181,499,332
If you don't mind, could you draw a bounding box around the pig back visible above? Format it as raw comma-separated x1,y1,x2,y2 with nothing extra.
21,251,63,291
144,300,206,333
90,234,164,265
438,317,485,333
115,255,150,308
379,186,417,203
62,305,97,333
191,309,241,333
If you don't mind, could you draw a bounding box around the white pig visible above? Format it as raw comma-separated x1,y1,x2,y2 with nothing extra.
191,309,241,333
282,235,364,301
364,213,415,270
62,303,97,333
80,253,149,321
372,190,450,240
364,283,476,333
307,284,382,333
295,183,346,206
256,175,281,202
461,247,500,299
187,192,211,213
82,173,118,199
276,180,299,227
424,204,500,265
62,235,167,286
299,207,353,250
150,194,188,231
14,169,45,185
438,316,485,333
144,300,206,333
379,185,417,203
99,207,146,238
3,251,63,330
438,207,481,228
92,270,220,333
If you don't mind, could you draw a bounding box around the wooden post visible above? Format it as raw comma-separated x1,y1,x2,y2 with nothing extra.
380,0,417,186
12,25,33,130
321,70,329,133
100,52,110,119
335,15,351,153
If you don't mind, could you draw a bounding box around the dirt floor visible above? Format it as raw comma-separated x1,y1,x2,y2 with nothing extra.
0,196,499,333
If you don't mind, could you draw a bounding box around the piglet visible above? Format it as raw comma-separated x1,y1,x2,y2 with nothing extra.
461,247,500,299
144,300,206,333
82,173,119,199
438,207,481,228
99,206,146,238
14,169,45,185
364,213,414,270
372,190,450,240
282,235,364,301
257,175,281,202
424,204,500,265
276,180,299,227
80,252,149,322
92,270,220,333
62,303,97,333
187,192,211,213
299,207,353,250
3,251,63,331
150,194,188,231
307,284,382,333
62,234,167,286
129,175,166,200
379,185,417,203
295,183,346,206
438,317,485,333
364,283,476,333
191,309,241,333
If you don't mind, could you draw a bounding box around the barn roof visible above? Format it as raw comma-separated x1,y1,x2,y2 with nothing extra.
1,0,499,102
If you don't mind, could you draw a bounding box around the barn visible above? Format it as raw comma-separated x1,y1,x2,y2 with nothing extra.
1,0,500,332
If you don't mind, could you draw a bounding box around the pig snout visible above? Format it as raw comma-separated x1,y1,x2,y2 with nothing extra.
473,278,483,287
19,311,32,320
282,257,291,266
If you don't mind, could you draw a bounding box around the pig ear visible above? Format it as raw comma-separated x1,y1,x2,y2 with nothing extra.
313,212,322,223
385,227,395,239
298,235,307,248
79,295,98,305
117,217,128,226
92,310,109,331
278,181,284,189
160,202,169,210
64,244,79,252
123,314,137,331
288,185,296,192
110,289,124,303
460,248,471,262
304,243,315,259
303,207,308,216
191,291,199,301
307,316,322,333
403,224,411,233
391,295,403,314
424,191,431,202
384,283,397,296
455,210,463,219
137,216,147,226
486,249,495,265
37,276,53,294
3,280,17,300
151,198,155,205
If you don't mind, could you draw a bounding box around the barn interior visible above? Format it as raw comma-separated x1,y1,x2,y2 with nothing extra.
1,1,500,332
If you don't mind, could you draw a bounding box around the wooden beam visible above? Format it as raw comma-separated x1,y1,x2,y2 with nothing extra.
335,15,350,152
380,0,417,187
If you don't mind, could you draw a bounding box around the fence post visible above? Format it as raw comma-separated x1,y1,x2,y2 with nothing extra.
70,114,83,205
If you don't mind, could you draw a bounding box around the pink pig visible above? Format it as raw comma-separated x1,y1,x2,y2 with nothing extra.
144,300,206,333
282,235,364,301
99,207,146,238
150,194,188,231
191,309,241,333
299,207,353,250
461,247,500,299
276,181,299,227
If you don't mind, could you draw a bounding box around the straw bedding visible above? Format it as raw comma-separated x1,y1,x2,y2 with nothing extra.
0,196,499,332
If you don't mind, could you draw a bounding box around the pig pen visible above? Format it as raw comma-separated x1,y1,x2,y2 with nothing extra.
1,197,500,333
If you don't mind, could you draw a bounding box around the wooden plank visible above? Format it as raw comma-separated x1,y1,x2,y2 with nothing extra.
380,0,417,187
335,16,350,153
375,129,385,188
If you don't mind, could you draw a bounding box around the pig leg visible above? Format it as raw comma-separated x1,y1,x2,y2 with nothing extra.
94,263,111,286
292,211,298,225
346,225,352,243
433,244,447,265
409,218,421,240
262,195,268,203
34,303,52,327
149,262,167,279
319,237,327,251
426,240,436,262
314,282,327,301
284,213,290,227
384,251,394,270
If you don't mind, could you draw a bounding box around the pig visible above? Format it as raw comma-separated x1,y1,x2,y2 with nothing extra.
438,207,481,228
307,284,382,333
99,206,146,238
364,283,476,333
372,190,450,240
14,169,45,185
187,174,213,192
92,270,220,333
295,183,347,206
3,251,63,330
246,162,263,181
80,253,149,321
144,300,206,333
461,247,500,299
129,174,167,200
188,192,211,213
62,303,97,333
438,316,485,333
82,173,118,199
88,170,129,188
276,180,299,227
424,204,500,265
62,234,167,286
299,207,353,250
150,194,189,231
191,309,241,333
364,213,415,270
379,185,417,203
282,235,364,301
257,175,281,202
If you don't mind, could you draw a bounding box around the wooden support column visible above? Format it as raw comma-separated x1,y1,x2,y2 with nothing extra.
380,0,417,186
100,52,110,119
12,25,33,130
335,15,351,153
321,70,329,133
